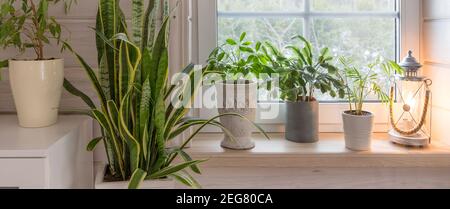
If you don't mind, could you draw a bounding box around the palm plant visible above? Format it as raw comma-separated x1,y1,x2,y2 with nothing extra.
63,0,267,189
338,57,404,115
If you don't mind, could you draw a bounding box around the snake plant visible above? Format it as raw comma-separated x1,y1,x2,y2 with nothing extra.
63,0,268,189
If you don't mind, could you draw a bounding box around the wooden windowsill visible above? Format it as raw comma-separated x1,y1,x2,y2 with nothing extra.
186,133,450,168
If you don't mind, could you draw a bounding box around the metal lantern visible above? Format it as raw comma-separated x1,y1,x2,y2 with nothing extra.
389,50,433,147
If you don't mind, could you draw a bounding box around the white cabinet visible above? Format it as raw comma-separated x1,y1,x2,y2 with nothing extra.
0,115,93,189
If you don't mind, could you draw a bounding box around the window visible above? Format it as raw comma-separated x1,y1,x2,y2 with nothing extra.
217,0,399,101
194,0,421,131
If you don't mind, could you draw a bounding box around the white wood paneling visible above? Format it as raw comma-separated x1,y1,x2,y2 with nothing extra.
423,63,450,110
423,20,450,64
0,0,188,113
422,0,450,144
423,0,450,20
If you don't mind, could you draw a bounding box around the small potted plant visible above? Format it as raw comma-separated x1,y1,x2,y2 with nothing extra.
264,36,344,143
0,0,73,127
339,57,403,151
207,32,271,150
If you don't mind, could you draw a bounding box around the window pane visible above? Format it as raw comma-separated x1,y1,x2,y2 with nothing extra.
312,0,396,12
218,0,304,12
218,17,304,49
311,18,396,100
310,18,395,66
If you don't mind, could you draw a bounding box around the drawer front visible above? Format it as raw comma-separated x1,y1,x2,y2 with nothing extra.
0,158,46,189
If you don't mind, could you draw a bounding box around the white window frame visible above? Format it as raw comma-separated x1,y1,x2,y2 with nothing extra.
191,0,421,133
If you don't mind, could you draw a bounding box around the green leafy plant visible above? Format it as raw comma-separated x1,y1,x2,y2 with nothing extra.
207,32,272,81
263,35,345,102
64,0,268,189
338,57,404,115
0,0,75,62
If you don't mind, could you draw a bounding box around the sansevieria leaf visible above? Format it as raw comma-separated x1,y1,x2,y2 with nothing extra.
63,78,96,109
87,137,103,151
149,160,206,179
128,168,147,189
118,91,141,173
132,0,145,47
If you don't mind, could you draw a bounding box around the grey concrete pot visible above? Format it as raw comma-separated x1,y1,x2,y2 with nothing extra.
342,111,374,151
216,80,257,150
285,100,319,143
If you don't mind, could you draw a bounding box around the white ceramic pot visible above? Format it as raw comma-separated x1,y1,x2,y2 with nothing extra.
216,80,257,150
95,163,175,189
342,111,374,151
9,59,64,128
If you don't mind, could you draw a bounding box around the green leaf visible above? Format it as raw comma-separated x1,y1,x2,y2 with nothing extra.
149,160,206,179
239,46,254,53
255,42,261,51
87,137,103,151
132,0,145,46
118,91,141,173
292,35,312,57
140,77,151,136
149,17,170,98
97,0,124,102
388,60,405,75
91,109,125,178
141,0,157,49
106,100,120,132
93,27,117,50
63,78,97,109
169,171,201,189
287,45,307,65
226,38,237,46
141,47,152,83
239,32,247,42
63,42,107,108
177,149,202,174
128,169,147,189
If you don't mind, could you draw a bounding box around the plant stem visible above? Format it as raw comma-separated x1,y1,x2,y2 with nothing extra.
29,0,44,60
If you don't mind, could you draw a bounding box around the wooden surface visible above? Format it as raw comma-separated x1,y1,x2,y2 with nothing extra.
177,133,450,189
189,167,450,189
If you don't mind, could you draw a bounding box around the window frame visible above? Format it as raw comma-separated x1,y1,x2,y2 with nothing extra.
192,0,421,133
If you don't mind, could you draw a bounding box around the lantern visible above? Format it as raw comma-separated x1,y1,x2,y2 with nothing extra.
389,51,432,147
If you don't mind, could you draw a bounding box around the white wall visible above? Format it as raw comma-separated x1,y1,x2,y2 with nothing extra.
422,0,450,144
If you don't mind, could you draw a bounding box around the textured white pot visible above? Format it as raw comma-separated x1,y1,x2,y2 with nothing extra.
95,163,175,189
342,111,374,151
216,80,257,150
9,59,64,127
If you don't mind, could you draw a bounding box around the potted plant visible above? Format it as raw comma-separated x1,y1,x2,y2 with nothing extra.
0,0,73,127
339,57,403,151
264,36,344,143
207,32,271,150
64,1,268,189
